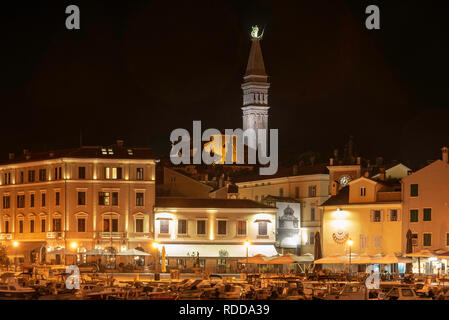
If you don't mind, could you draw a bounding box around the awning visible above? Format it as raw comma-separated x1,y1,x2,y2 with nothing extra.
156,217,173,221
116,249,151,256
254,219,272,223
163,244,278,258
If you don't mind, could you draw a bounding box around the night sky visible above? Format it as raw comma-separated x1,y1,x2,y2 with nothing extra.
1,1,448,168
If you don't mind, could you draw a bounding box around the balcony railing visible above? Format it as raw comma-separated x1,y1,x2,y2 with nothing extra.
46,232,64,239
98,232,126,239
0,233,12,240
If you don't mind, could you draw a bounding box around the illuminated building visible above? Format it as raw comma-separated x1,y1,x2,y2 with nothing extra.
0,140,155,264
153,197,277,273
321,175,403,261
401,147,449,274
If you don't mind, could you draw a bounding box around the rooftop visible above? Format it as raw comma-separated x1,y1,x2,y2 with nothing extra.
155,197,275,209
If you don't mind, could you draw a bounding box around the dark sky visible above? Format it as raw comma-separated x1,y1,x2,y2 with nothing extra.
0,1,448,168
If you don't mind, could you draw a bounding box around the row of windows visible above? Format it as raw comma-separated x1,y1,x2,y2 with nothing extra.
410,208,432,222
2,191,145,208
369,209,400,222
158,220,269,236
250,185,318,201
5,217,147,234
2,167,145,184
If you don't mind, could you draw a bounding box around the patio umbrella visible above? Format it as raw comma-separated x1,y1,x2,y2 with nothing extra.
265,254,295,265
237,254,268,264
405,229,413,273
116,249,150,256
85,248,110,256
314,255,347,264
374,254,412,264
290,253,314,263
161,246,166,273
405,249,436,275
348,253,374,264
314,232,322,271
47,248,76,255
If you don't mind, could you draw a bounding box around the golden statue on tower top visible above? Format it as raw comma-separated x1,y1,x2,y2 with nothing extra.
250,25,264,39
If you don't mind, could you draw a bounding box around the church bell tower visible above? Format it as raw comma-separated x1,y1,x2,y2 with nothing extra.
242,26,270,150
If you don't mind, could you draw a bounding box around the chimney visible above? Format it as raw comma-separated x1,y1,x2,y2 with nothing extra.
8,153,14,160
116,140,124,147
292,164,298,175
329,158,334,166
356,157,361,165
442,147,448,163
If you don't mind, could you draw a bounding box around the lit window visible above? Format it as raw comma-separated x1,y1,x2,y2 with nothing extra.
128,149,133,155
101,148,107,155
108,148,114,155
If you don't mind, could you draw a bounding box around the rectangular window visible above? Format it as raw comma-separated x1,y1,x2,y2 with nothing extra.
279,188,284,197
159,220,169,234
58,167,62,180
41,220,46,233
446,233,449,247
218,220,227,235
136,219,144,233
295,187,299,198
54,167,58,180
310,207,315,221
55,192,59,206
17,195,25,208
136,193,144,206
237,220,246,236
39,169,47,182
19,220,23,233
423,233,432,247
78,192,86,206
309,232,315,245
41,193,46,207
19,171,24,184
30,220,34,233
4,221,9,233
78,218,86,232
105,167,110,179
360,234,368,250
360,187,366,196
410,184,418,197
390,209,398,221
197,220,206,235
258,221,268,235
373,235,382,249
78,167,86,179
308,185,317,197
103,219,110,232
116,167,122,179
99,192,110,206
423,208,432,221
410,209,419,222
178,219,187,234
372,210,381,222
52,218,61,232
28,170,35,183
111,192,118,206
136,168,144,180
2,195,10,209
111,219,118,232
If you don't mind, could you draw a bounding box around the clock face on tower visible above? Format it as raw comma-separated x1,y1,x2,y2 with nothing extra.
339,175,351,187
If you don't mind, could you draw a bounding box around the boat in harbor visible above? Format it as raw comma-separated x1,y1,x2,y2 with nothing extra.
0,277,37,300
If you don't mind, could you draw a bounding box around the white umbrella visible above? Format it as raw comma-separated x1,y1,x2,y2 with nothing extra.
314,255,347,264
116,249,151,256
85,248,111,256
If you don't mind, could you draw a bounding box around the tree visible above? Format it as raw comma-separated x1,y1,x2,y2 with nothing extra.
0,245,9,266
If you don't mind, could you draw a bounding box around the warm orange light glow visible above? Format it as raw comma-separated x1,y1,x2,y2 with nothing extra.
244,240,251,247
347,239,353,247
70,242,78,250
12,241,19,248
152,241,160,249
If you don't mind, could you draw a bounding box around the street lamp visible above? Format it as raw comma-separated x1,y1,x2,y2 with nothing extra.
70,242,78,265
244,240,251,277
347,238,353,280
152,241,160,281
12,241,19,272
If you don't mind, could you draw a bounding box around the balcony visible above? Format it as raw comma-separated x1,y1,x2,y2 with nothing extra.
46,232,64,239
0,233,12,240
98,232,126,239
127,232,152,239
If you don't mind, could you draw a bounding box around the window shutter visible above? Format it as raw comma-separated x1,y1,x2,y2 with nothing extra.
386,210,391,222
380,210,384,222
397,209,401,221
370,210,374,222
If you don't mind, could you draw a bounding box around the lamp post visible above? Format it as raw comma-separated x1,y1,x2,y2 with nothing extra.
12,241,19,272
152,241,160,281
347,238,353,280
244,240,251,278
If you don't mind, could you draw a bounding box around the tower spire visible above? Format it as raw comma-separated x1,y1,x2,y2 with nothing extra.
242,26,270,150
